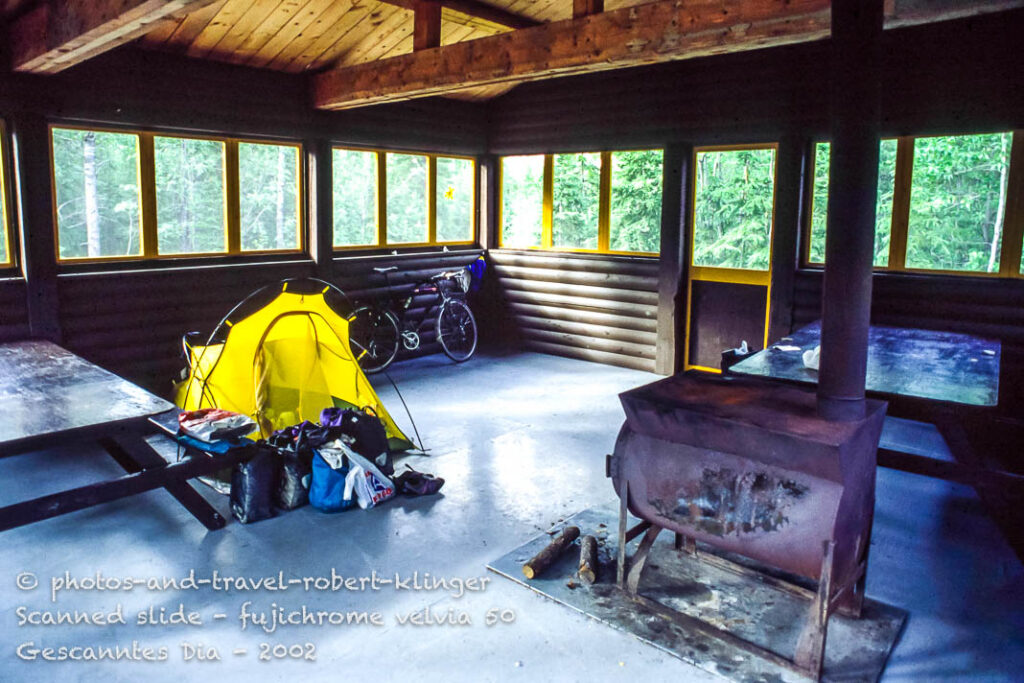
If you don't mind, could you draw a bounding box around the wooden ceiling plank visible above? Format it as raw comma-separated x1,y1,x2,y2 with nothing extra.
186,0,255,59
229,0,314,64
264,0,363,71
197,0,286,61
298,3,396,72
162,0,229,51
329,6,411,68
10,0,220,73
313,0,834,110
247,0,340,69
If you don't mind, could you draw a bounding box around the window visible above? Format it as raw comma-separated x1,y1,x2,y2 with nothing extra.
805,131,1023,277
436,156,474,243
906,133,1011,273
52,127,143,260
239,142,301,252
333,148,378,247
333,148,476,249
500,155,545,248
610,149,664,254
50,126,303,261
500,150,663,254
552,152,601,249
155,136,226,255
386,153,428,244
1,123,12,266
693,146,776,270
808,139,898,266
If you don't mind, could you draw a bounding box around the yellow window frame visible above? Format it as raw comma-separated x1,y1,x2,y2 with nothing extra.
803,131,1024,279
332,146,477,251
49,123,305,263
497,149,663,256
0,119,14,268
685,142,779,374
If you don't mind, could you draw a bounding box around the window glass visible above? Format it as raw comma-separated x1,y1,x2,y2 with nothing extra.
808,139,898,266
906,132,1012,273
693,147,776,270
155,136,226,255
386,153,428,244
52,128,142,259
239,142,300,251
333,148,377,247
436,156,474,242
609,149,663,253
501,155,544,248
552,152,601,249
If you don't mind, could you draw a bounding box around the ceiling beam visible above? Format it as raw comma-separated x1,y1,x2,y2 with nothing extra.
9,0,218,74
413,0,443,51
376,0,540,31
314,0,833,111
313,0,1024,111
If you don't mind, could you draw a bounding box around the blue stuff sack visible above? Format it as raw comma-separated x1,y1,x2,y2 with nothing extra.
309,450,354,512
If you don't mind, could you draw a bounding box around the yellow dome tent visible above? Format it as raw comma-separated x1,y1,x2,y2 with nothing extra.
175,279,414,451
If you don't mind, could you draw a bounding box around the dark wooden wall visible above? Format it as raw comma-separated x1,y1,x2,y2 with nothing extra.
0,48,487,393
487,250,659,372
484,10,1024,406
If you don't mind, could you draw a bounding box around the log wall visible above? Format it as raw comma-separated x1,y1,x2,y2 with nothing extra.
486,250,659,372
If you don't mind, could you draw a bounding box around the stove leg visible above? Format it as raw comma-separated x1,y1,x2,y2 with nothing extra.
616,480,629,587
625,525,662,595
795,539,836,680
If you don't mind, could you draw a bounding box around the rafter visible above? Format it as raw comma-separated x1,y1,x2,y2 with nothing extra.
376,0,540,31
10,0,218,74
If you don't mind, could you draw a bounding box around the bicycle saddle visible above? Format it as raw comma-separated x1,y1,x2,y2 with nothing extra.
373,266,398,273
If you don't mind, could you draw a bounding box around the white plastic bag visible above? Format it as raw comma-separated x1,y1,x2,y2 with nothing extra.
802,345,821,371
340,447,396,510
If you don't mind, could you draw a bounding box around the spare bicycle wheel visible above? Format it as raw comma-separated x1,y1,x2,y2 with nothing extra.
349,306,400,373
435,299,478,362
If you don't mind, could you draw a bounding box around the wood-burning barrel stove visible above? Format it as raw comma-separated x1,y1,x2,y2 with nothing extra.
608,374,886,679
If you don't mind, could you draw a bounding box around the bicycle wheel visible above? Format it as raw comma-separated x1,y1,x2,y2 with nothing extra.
349,306,400,373
435,299,477,362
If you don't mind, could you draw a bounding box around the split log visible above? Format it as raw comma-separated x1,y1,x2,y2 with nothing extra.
578,535,598,585
522,526,580,579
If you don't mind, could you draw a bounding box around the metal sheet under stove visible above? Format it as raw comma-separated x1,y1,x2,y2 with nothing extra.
488,506,906,683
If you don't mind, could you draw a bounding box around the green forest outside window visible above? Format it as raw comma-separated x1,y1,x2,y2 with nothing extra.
692,146,776,271
500,149,663,254
807,131,1021,276
333,148,476,249
51,126,303,261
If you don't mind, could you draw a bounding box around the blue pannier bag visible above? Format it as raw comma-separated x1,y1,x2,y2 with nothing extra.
465,256,486,293
309,450,355,512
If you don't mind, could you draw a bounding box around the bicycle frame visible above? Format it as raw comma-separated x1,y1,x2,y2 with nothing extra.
374,271,465,343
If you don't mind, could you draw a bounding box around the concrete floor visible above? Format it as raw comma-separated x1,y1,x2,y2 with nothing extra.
1,351,1021,683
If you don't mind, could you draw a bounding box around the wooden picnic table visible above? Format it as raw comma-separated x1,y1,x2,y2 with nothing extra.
0,340,252,532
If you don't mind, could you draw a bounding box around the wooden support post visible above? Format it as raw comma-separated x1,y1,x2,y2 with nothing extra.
479,155,499,250
817,0,884,422
308,139,334,279
768,136,805,341
413,0,442,51
655,143,689,375
573,0,604,19
11,114,61,343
